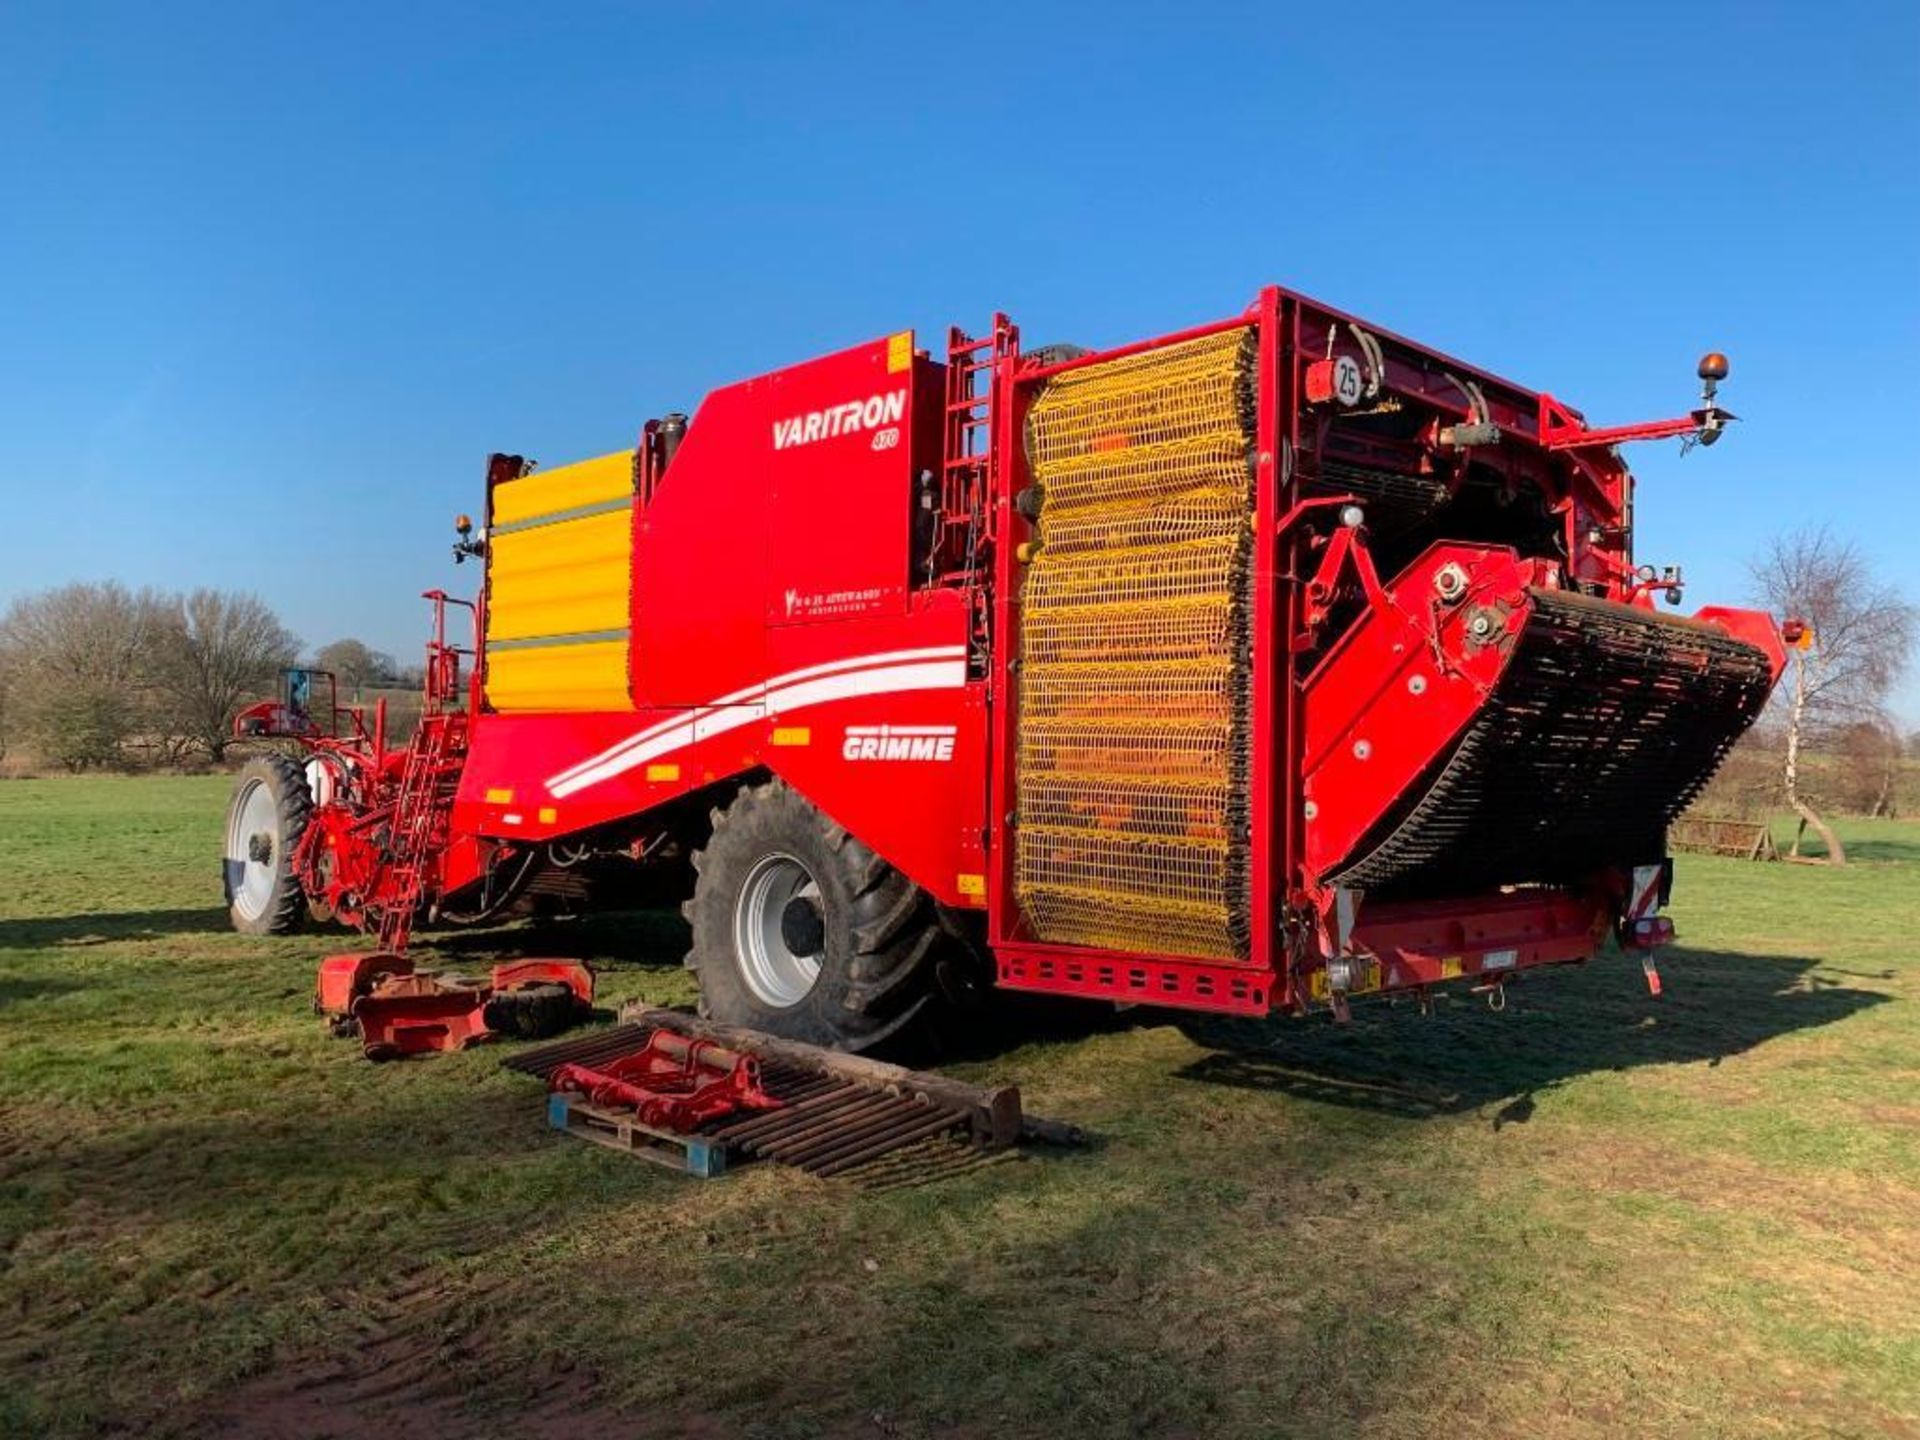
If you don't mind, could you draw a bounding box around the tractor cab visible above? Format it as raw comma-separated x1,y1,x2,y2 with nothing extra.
234,667,336,739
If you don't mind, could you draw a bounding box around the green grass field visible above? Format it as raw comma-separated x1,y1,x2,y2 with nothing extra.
1,776,1916,1439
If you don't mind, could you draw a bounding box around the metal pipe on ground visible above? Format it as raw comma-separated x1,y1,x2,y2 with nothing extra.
784,1110,966,1173
739,1095,902,1154
749,1097,916,1161
710,1086,869,1142
762,1100,954,1168
812,1113,975,1177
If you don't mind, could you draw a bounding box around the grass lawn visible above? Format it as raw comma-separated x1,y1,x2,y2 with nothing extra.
1770,813,1920,866
1,776,1916,1438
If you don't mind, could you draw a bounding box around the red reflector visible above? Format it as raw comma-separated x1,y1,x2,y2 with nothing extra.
1304,359,1337,405
1627,917,1674,950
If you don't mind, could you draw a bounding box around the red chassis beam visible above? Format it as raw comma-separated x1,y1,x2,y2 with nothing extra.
1537,391,1734,451
993,890,1608,1017
995,942,1278,1016
1330,890,1608,1003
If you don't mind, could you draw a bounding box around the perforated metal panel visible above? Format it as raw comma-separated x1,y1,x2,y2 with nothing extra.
1015,328,1257,960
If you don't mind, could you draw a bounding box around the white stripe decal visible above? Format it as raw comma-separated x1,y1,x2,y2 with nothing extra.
547,654,967,798
545,645,966,791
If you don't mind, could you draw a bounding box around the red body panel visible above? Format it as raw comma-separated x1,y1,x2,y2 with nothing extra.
450,334,990,909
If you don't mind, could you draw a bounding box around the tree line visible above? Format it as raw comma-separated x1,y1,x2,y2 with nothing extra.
0,582,409,771
1,528,1913,832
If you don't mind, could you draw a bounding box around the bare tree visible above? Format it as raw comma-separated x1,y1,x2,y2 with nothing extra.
1748,528,1917,863
1832,713,1904,819
154,589,301,762
0,582,171,770
314,638,397,698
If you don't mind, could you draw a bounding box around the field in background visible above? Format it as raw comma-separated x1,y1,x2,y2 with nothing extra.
1768,813,1920,864
0,776,1915,1439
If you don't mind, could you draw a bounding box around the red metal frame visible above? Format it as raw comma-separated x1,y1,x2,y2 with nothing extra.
986,287,1777,1015
240,590,495,949
549,1031,783,1133
1299,544,1553,880
1346,891,1610,994
985,323,1030,948
1250,287,1285,1001
1536,391,1732,452
995,942,1275,1015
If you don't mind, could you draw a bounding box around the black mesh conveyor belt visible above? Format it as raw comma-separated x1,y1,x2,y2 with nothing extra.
1329,588,1774,897
1308,459,1449,523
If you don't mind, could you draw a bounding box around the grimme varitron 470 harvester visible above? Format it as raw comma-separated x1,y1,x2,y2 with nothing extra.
224,284,1789,1053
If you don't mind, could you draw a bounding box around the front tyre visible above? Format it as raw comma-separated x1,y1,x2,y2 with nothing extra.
223,754,312,935
684,780,946,1054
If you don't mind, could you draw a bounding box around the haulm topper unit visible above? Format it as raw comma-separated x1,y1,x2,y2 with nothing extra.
225,284,1788,1052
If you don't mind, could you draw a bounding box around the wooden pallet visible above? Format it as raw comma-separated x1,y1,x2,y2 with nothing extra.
546,1093,730,1178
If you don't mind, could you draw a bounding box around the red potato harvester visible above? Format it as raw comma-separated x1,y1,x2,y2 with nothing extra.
224,285,1787,1062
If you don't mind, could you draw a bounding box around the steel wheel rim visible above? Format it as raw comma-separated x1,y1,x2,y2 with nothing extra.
225,778,279,921
733,852,823,1008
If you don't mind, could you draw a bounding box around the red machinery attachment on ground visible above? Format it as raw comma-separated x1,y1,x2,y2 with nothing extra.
315,953,594,1060
548,1031,784,1132
230,593,582,1056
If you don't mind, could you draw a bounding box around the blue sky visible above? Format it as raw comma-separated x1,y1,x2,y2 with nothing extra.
3,2,1916,708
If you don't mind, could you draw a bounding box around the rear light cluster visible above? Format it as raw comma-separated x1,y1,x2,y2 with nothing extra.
1625,916,1675,950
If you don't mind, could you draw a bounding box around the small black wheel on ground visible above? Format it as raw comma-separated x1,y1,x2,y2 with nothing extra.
222,754,312,935
683,780,951,1054
482,983,580,1040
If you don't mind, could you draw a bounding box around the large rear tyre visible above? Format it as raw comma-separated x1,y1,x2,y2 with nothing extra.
683,780,947,1054
223,754,312,935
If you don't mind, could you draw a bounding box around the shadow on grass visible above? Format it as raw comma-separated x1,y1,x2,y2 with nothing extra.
0,902,694,964
1173,946,1889,1118
933,990,1141,1065
417,908,691,965
1801,838,1920,865
6,942,1894,1437
0,975,85,1006
0,907,229,950
1768,819,1920,865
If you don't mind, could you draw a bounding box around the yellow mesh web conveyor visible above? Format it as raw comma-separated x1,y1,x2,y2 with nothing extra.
1015,327,1258,961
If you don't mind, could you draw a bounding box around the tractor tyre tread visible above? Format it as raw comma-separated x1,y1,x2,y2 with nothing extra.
223,753,312,936
484,982,578,1041
683,779,947,1055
